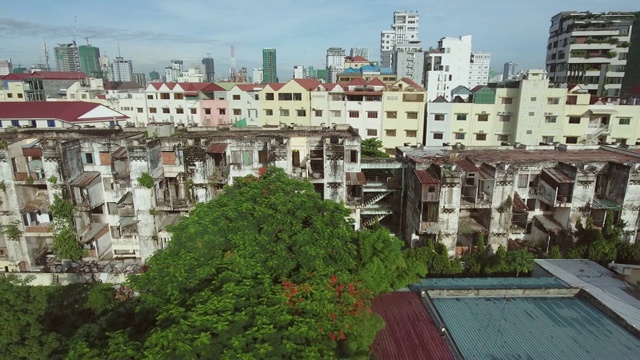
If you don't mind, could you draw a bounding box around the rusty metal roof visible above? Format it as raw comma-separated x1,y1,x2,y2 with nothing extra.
512,192,528,212
414,169,440,184
371,292,455,360
80,223,109,244
117,191,133,206
534,215,565,234
543,168,574,183
345,172,367,185
111,146,127,159
458,217,486,235
21,198,50,213
206,142,228,154
455,158,481,173
69,171,101,187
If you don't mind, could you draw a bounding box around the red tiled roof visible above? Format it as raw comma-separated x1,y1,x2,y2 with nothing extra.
292,78,321,90
471,85,485,92
266,83,286,91
1,73,31,80
371,292,454,360
206,143,228,154
148,82,224,92
27,71,88,80
367,78,386,87
345,78,368,87
105,81,143,91
235,84,266,91
0,101,127,122
399,77,425,91
350,55,369,62
319,83,341,91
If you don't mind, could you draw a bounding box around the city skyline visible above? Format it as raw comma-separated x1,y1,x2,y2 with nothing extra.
0,0,636,80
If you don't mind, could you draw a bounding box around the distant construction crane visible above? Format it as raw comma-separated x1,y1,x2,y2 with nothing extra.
83,35,94,46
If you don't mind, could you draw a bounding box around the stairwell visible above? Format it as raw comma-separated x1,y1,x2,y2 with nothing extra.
360,214,389,229
363,191,392,207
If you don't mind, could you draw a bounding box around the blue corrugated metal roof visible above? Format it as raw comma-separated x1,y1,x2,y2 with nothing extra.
359,65,378,72
409,277,568,291
433,297,640,359
380,67,394,75
341,67,359,74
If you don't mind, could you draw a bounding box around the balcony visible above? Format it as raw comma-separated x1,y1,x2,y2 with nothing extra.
308,168,324,180
24,223,53,234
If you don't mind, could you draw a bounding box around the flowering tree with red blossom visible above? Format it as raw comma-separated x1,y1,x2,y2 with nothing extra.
70,167,422,358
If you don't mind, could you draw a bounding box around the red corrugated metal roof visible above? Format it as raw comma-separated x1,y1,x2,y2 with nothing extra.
367,78,386,87
455,158,481,173
235,84,266,91
543,168,574,183
513,191,528,212
399,77,425,91
0,101,127,122
266,83,286,91
206,143,228,154
350,55,369,62
371,292,455,360
414,169,440,184
345,172,367,185
292,78,321,90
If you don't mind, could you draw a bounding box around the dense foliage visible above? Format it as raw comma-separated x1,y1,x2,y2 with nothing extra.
50,194,84,262
360,138,389,158
461,234,535,277
60,167,420,358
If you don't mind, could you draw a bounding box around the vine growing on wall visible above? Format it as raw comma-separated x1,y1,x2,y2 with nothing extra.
137,172,154,189
50,194,84,261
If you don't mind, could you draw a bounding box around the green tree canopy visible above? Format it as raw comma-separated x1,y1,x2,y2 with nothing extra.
50,194,84,262
361,138,389,158
77,167,421,358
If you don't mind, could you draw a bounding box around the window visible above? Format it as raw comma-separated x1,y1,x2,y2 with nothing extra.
7,93,12,98
367,111,378,118
568,117,581,124
147,95,153,100
620,118,631,125
433,132,443,139
499,115,511,122
530,97,537,101
566,95,578,105
348,150,358,163
265,109,273,116
528,112,535,116
386,111,397,119
280,109,290,116
518,174,528,188
17,93,23,99
542,136,555,143
367,129,378,136
402,93,424,102
190,108,197,114
331,110,341,117
149,107,157,113
456,113,467,121
293,93,302,101
545,116,557,123
296,109,306,117
137,108,143,113
233,109,241,116
162,108,170,114
160,93,170,100
232,95,241,100
82,153,94,164
501,97,513,104
547,98,560,105
47,120,56,128
476,133,487,141
385,129,396,137
526,130,532,134
477,114,488,121
434,114,445,121
455,133,465,140
406,130,417,137
174,93,184,100
497,134,509,142
565,136,578,144
266,93,274,100
204,108,211,115
406,112,418,119
349,111,360,118
219,108,226,115
176,108,184,114
314,110,323,117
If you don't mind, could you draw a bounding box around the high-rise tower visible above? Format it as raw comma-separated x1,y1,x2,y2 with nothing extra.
78,41,102,77
202,56,215,82
262,48,277,83
380,11,419,68
54,43,80,72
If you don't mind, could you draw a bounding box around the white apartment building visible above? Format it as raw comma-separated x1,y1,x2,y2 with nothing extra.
546,11,634,97
110,57,134,82
469,51,491,88
228,84,264,125
177,65,205,82
0,59,12,75
424,35,473,101
393,41,424,86
252,67,263,84
326,47,346,83
293,65,305,79
164,60,184,82
380,11,420,68
350,47,370,60
425,69,640,147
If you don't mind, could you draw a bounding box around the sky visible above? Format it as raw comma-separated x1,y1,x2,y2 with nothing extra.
1,0,637,80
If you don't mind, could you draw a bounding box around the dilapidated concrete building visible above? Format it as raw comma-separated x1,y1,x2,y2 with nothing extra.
398,144,640,255
0,125,369,270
